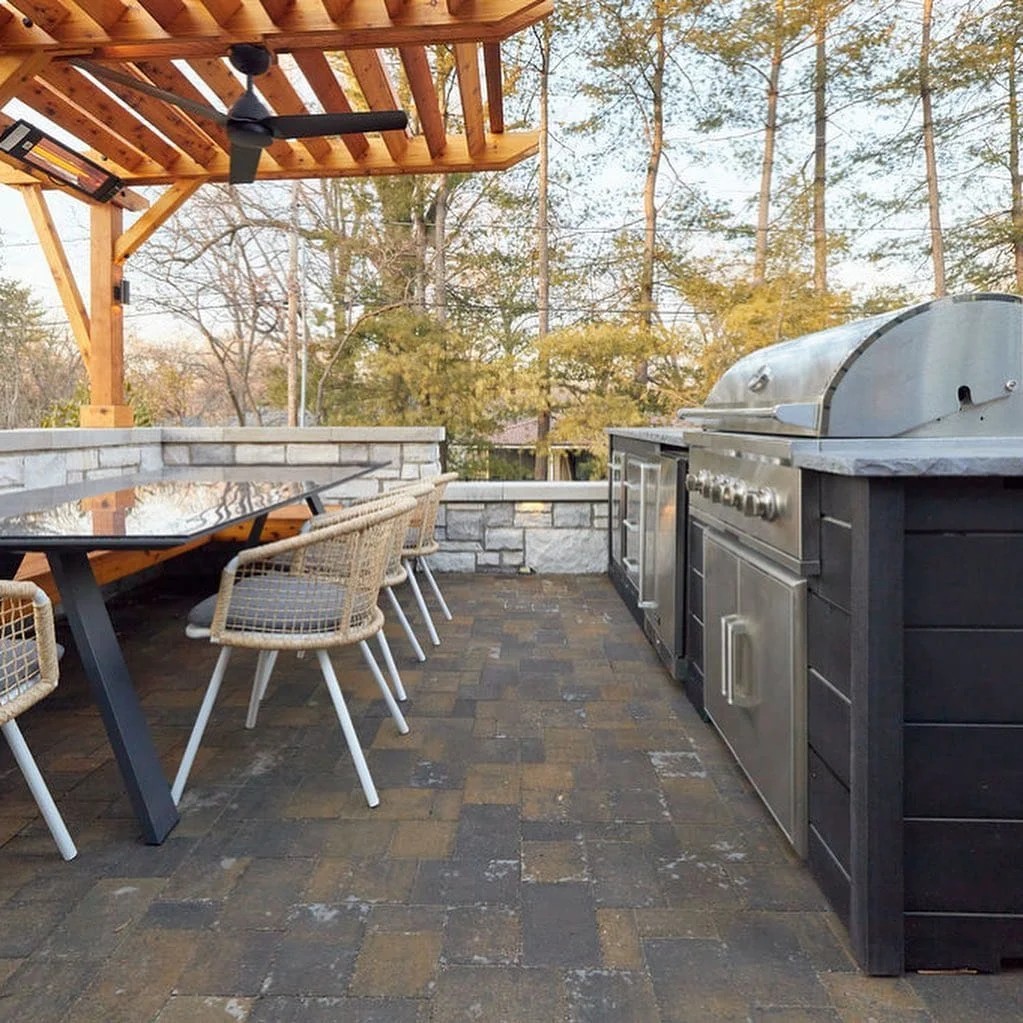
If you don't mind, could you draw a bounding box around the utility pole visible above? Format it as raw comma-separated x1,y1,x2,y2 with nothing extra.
286,180,300,426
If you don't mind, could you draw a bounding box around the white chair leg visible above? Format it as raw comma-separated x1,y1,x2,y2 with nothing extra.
419,557,452,621
375,630,407,702
2,720,77,861
386,585,426,662
359,640,410,735
403,558,440,646
245,649,279,729
315,650,379,808
172,646,232,805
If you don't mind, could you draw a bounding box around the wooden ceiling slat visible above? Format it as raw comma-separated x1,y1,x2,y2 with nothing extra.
382,0,405,17
187,55,295,167
453,41,485,159
291,50,368,160
134,58,232,161
482,41,503,134
0,52,52,107
193,0,241,27
72,0,132,30
346,48,408,162
73,61,219,167
40,63,180,170
318,0,351,21
16,77,160,173
257,64,332,161
4,0,109,42
0,0,554,57
398,46,444,159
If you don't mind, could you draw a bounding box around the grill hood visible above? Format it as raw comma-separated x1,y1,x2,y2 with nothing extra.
679,292,1023,438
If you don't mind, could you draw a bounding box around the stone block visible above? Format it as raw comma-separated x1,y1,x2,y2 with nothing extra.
65,448,100,472
0,457,24,490
446,509,484,542
401,443,441,463
236,444,285,464
338,443,369,462
286,443,339,465
189,443,233,465
24,452,65,486
139,446,163,472
431,550,476,572
478,551,501,568
161,444,190,466
514,508,552,528
486,528,524,551
483,503,514,527
369,443,402,468
501,550,525,568
525,528,607,573
553,503,592,528
98,445,140,469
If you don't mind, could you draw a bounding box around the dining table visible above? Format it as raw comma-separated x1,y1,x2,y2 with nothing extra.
0,463,381,845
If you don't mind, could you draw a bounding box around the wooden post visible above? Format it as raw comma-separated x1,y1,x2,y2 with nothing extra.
81,203,133,428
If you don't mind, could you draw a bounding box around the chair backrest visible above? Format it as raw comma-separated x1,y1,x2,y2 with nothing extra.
0,580,59,724
394,472,459,558
308,484,431,585
210,495,417,649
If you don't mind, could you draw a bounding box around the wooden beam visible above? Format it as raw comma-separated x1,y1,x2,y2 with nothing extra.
318,0,351,20
291,49,368,160
399,46,445,158
93,130,539,184
40,62,181,170
194,0,241,27
74,60,220,167
114,178,202,263
0,51,51,107
87,202,128,416
0,0,554,56
346,48,408,162
454,41,485,159
258,64,332,161
483,41,503,133
21,185,92,361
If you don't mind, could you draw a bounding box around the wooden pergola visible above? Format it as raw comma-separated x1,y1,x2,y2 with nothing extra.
0,0,550,426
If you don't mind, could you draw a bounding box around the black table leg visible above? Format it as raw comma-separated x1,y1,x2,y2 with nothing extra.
47,550,179,845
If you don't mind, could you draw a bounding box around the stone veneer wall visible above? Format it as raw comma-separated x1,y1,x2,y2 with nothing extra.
435,481,608,574
0,428,609,573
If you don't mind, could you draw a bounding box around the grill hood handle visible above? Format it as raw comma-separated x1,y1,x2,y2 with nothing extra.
677,402,819,430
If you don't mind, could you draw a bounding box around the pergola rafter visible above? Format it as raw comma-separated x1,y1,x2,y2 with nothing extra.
0,0,550,426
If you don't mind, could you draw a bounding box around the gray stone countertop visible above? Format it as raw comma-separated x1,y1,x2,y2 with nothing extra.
788,437,1023,476
606,426,691,447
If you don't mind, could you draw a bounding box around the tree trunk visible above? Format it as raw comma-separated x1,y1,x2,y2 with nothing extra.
920,0,947,297
286,181,299,427
535,23,552,481
813,4,827,295
433,175,448,324
636,10,666,385
753,0,785,286
1007,24,1023,290
412,180,427,312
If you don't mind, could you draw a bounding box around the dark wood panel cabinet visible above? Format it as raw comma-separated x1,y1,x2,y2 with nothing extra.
806,472,1023,975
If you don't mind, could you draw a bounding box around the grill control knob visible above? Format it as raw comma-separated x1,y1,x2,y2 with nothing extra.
710,476,725,503
729,482,748,509
684,472,701,493
744,487,779,521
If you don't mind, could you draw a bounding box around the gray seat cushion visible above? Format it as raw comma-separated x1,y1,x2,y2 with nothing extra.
187,574,348,635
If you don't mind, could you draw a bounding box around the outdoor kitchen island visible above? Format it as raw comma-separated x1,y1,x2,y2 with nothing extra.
772,438,1023,977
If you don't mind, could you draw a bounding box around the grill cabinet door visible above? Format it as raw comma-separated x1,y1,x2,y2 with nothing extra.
703,529,807,856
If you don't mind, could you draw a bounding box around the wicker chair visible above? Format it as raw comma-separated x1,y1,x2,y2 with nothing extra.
0,580,77,860
305,484,433,682
392,472,458,647
172,495,417,809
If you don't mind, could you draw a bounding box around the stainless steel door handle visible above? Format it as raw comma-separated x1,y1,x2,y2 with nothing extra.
636,461,660,609
722,614,757,707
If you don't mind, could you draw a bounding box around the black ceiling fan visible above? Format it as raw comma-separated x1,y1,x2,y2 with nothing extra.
73,44,408,184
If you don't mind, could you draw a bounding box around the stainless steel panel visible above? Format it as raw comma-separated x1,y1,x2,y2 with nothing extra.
678,293,1023,439
622,455,660,607
685,447,812,566
703,529,807,856
646,453,684,656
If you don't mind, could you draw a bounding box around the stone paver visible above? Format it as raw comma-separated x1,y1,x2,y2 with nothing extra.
0,570,1021,1021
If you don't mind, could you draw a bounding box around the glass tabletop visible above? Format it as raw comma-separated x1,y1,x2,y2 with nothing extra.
0,464,378,550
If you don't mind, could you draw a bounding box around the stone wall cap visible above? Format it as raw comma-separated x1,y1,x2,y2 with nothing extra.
447,480,605,502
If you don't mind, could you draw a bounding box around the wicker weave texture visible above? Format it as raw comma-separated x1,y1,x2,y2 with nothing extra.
0,581,59,725
208,495,416,651
396,472,458,559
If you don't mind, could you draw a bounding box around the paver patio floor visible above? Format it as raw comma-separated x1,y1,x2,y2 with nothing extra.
0,569,1021,1022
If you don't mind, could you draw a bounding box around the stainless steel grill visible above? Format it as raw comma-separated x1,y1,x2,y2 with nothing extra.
677,292,1023,859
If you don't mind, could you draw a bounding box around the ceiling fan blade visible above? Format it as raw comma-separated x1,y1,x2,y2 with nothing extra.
264,110,408,139
228,144,263,185
72,59,229,127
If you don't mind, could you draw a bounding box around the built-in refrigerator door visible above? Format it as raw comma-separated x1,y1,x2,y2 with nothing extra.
703,529,807,856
